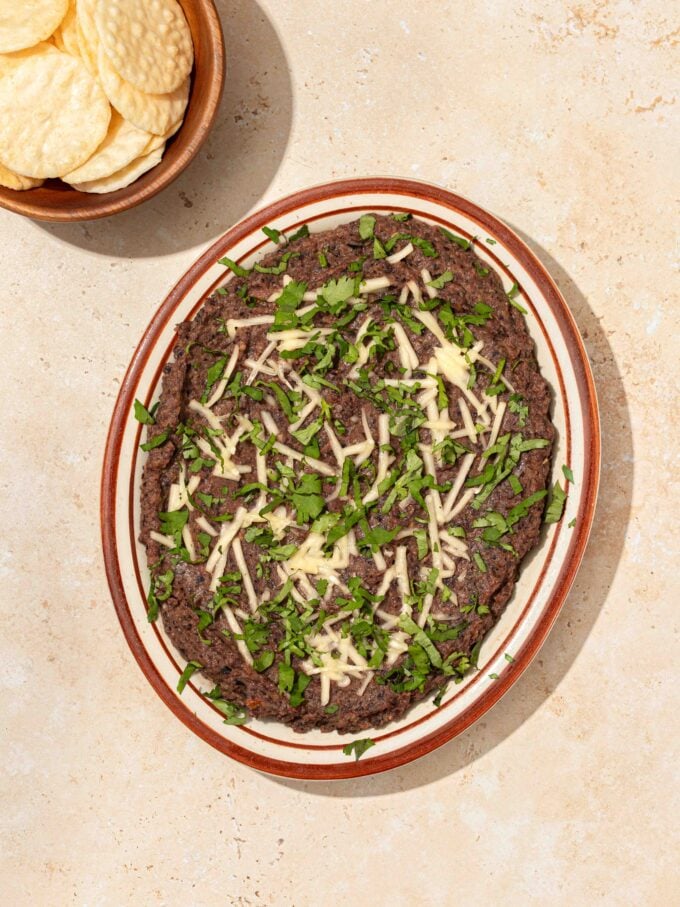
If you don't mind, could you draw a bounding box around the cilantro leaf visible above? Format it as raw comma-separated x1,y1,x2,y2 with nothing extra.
262,225,281,243
319,276,356,306
253,651,275,673
270,280,307,332
177,660,202,694
141,429,169,452
359,214,376,240
134,399,156,425
358,526,400,552
562,464,575,483
427,270,454,290
342,738,375,760
545,481,567,524
218,256,250,278
204,685,248,725
288,224,310,243
291,473,326,524
290,415,324,447
439,227,470,250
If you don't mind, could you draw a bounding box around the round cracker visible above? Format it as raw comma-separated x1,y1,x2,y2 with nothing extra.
0,51,111,178
94,0,193,94
69,143,165,193
63,110,152,183
0,161,44,191
97,45,189,136
143,117,183,155
59,1,80,58
0,0,69,53
0,42,59,78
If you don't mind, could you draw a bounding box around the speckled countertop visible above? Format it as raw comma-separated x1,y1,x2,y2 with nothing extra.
1,1,677,904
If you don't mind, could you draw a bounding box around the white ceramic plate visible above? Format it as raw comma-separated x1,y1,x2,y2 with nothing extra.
101,178,600,779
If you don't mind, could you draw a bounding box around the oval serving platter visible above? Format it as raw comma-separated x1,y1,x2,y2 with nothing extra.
101,177,600,779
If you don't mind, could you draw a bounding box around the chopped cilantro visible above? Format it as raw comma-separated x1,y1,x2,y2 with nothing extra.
177,660,202,694
342,738,375,760
288,224,310,243
254,250,299,275
290,415,324,447
432,685,448,707
473,551,487,573
504,652,515,663
317,249,329,268
413,529,428,559
141,429,169,452
324,704,340,715
204,685,248,725
359,214,376,239
562,465,575,483
568,517,576,529
290,472,326,524
218,256,250,278
545,481,567,524
253,651,275,673
488,672,499,680
134,399,156,425
319,275,355,306
507,282,528,314
439,227,470,250
373,237,387,259
391,212,411,222
427,270,454,290
262,225,281,243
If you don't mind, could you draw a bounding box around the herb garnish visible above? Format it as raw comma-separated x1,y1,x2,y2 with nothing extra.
342,738,375,760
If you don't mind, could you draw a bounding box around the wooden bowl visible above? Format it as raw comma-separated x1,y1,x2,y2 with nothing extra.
0,0,224,222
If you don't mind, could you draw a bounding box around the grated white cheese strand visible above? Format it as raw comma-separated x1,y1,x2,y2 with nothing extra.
323,423,345,467
394,547,411,615
182,525,197,562
386,241,414,264
363,414,393,504
372,550,387,572
150,531,175,548
189,399,225,435
206,346,240,408
245,340,277,385
447,487,477,521
221,606,253,666
476,353,516,394
231,538,259,613
359,276,392,294
421,268,438,300
393,322,419,373
226,315,275,337
206,507,247,587
486,400,507,450
441,453,475,522
413,309,447,344
272,442,335,477
261,410,279,436
441,534,469,560
398,284,409,305
195,515,218,537
459,397,478,443
407,279,422,303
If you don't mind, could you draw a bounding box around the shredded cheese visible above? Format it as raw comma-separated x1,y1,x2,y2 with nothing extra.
386,241,414,264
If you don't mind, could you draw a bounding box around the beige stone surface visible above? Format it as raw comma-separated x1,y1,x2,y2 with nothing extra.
1,1,677,904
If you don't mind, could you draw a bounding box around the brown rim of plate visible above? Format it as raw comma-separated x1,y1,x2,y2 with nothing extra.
100,177,601,780
0,0,224,222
